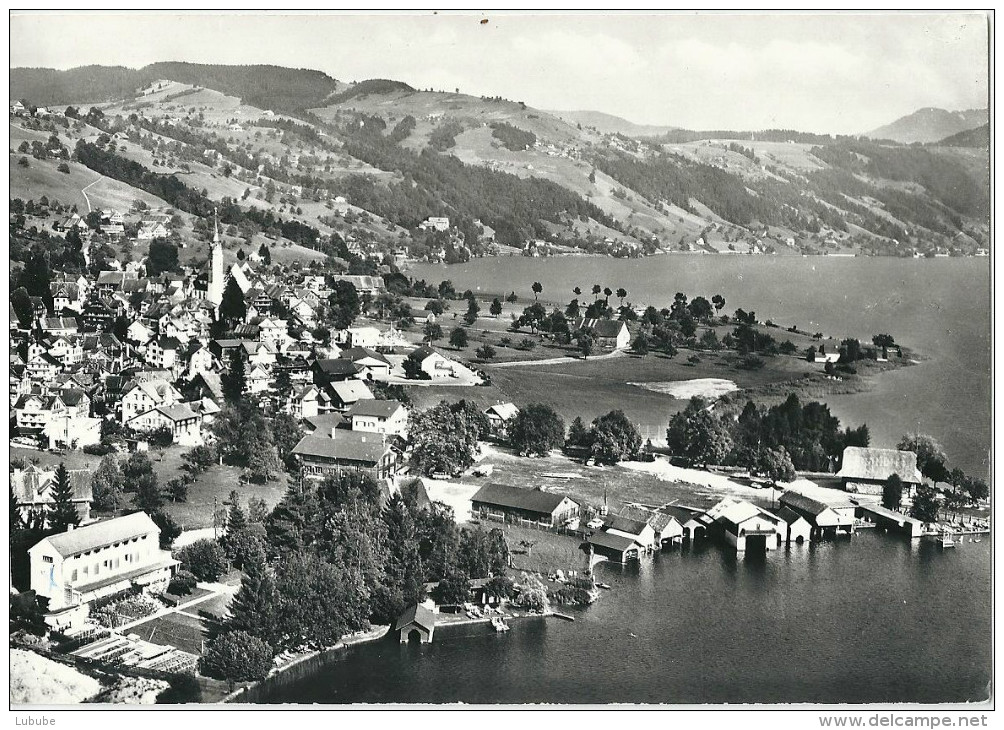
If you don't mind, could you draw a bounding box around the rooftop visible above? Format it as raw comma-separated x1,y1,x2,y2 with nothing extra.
838,447,923,483
470,483,577,516
33,512,160,559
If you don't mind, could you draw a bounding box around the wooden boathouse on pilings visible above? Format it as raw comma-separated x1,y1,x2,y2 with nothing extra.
856,504,925,539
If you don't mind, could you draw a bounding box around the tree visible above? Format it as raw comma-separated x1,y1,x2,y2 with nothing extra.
135,472,163,512
566,416,590,450
665,397,733,467
91,454,126,512
166,477,189,503
403,350,430,380
490,298,503,318
423,321,443,344
897,433,950,483
754,446,796,486
182,445,215,477
873,334,896,348
219,278,247,326
177,539,229,582
588,410,642,465
712,294,726,314
632,331,650,354
449,327,468,349
49,463,81,532
222,349,247,405
146,239,180,276
616,288,627,305
327,280,360,330
226,551,279,644
475,344,496,360
509,404,566,457
910,484,940,523
576,328,594,359
150,510,182,548
270,412,302,466
531,282,543,300
883,474,904,510
409,401,487,476
200,631,274,683
687,296,714,322
464,298,480,326
432,570,471,605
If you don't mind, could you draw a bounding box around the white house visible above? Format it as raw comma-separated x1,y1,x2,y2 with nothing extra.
121,379,182,424
484,402,519,440
347,399,409,437
127,403,203,446
705,497,785,552
28,512,179,629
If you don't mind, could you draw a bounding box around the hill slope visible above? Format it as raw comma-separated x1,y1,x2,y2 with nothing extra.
934,122,989,148
866,107,987,144
546,110,677,138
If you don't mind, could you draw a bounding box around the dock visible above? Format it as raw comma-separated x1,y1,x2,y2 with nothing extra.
856,504,925,539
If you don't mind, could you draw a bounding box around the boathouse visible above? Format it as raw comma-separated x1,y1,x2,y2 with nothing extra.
396,604,436,644
856,504,925,538
471,483,580,528
660,505,710,541
603,515,657,550
619,505,685,547
775,505,813,543
837,447,923,497
705,498,784,552
585,531,642,563
779,491,855,539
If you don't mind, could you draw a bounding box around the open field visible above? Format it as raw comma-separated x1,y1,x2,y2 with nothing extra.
11,444,288,531
495,523,590,575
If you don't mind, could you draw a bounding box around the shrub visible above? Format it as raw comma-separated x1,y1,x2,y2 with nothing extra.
83,444,114,456
737,354,765,370
168,570,198,596
57,162,70,174
517,338,537,351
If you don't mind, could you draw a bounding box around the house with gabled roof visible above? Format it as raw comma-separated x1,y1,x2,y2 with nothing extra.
602,514,657,550
837,446,923,497
471,483,580,528
128,402,203,446
291,431,401,482
572,317,630,351
11,464,93,526
121,378,182,424
484,402,519,441
585,530,642,563
347,399,409,436
618,504,685,547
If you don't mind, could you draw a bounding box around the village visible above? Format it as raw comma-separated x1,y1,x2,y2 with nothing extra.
9,195,990,703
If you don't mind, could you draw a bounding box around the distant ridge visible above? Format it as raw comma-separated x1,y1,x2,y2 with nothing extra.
10,62,342,112
866,107,988,144
547,110,678,138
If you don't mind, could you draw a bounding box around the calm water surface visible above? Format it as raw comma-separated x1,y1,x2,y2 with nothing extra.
410,256,991,477
249,533,991,704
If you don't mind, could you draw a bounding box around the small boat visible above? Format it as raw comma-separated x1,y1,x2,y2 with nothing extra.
596,583,612,590
491,616,510,633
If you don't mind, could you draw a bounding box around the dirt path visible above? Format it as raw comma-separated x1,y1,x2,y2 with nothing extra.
488,348,628,368
81,175,104,212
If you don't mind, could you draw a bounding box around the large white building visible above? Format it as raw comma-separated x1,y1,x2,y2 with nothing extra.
28,512,179,629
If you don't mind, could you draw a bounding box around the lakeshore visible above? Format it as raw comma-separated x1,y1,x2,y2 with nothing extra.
246,531,992,705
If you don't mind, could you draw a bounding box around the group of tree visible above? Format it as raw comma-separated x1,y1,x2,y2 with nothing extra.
565,410,645,465
666,394,869,476
200,470,516,683
408,400,489,476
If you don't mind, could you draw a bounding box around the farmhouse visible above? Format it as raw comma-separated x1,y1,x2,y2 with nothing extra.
572,317,630,351
470,483,580,528
837,446,923,497
28,512,179,630
11,464,93,526
484,402,519,440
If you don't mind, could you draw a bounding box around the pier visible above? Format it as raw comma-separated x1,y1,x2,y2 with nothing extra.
856,504,925,539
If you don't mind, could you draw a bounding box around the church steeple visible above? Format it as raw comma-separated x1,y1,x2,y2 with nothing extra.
207,207,224,307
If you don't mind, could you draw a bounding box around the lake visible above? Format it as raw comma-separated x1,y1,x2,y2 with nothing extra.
242,255,992,705
247,532,992,705
408,256,991,478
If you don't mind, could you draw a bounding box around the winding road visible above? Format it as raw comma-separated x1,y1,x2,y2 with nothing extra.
80,175,104,212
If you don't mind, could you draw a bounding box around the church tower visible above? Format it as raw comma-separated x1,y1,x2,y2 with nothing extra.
207,209,224,307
